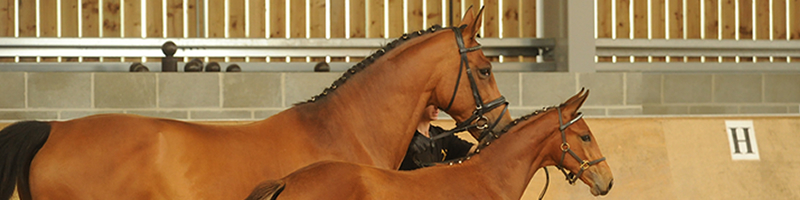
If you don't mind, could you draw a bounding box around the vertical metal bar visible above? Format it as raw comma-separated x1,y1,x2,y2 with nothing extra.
403,0,408,33
57,0,62,62
183,0,188,38
121,0,125,62
266,0,270,39
142,0,146,62
384,0,388,38
306,0,310,62
245,0,250,38
78,0,83,62
647,0,652,63
594,0,598,39
442,0,446,26
345,0,349,38
325,0,330,39
285,0,289,62
536,0,543,62
225,0,230,61
422,0,426,30
99,0,103,37
498,0,503,63
36,0,41,62
204,0,209,38
14,0,19,38
480,0,484,37
163,0,167,38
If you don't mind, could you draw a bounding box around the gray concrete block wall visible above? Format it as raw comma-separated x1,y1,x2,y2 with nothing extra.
642,73,800,115
0,71,797,122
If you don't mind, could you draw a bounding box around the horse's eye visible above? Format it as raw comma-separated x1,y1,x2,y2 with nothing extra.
479,68,491,76
581,135,591,142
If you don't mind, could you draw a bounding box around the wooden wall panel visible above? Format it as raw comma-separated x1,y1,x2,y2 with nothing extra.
103,0,121,37
633,0,648,62
269,0,285,62
330,0,345,38
773,0,787,62
426,0,442,27
388,0,402,37
685,0,701,62
704,0,718,62
41,0,58,61
349,0,365,38
652,0,666,62
309,0,325,38
450,0,462,26
123,0,141,61
82,0,100,38
502,0,519,62
249,0,266,38
289,0,305,62
146,0,163,38
367,0,384,38
207,0,223,38
668,0,684,62
18,0,35,37
229,0,245,38
167,0,183,37
187,0,199,38
462,0,480,26
482,0,498,38
617,0,631,62
721,0,735,62
740,0,753,62
0,0,13,37
755,0,770,62
407,0,422,31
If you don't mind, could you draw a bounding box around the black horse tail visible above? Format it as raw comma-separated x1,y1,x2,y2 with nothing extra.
0,121,51,200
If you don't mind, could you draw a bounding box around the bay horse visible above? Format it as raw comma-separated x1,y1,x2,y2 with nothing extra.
246,90,613,200
0,7,513,200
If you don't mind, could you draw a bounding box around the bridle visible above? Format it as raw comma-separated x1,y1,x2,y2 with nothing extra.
554,107,606,185
430,24,509,144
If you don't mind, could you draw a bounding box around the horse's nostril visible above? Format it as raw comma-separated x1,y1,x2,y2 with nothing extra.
608,179,614,190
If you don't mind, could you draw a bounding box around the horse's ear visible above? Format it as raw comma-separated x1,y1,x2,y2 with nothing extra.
562,89,589,116
459,5,484,39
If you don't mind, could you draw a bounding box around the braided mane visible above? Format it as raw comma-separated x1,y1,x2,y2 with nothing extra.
295,24,446,105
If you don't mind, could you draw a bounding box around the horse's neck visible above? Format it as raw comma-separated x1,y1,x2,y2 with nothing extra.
291,36,448,169
468,115,558,199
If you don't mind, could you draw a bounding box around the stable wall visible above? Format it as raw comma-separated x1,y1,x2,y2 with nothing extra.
2,72,799,122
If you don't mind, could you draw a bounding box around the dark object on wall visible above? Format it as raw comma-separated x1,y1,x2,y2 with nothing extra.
226,64,242,72
161,41,178,72
205,62,221,72
184,59,203,72
314,61,330,72
129,62,149,72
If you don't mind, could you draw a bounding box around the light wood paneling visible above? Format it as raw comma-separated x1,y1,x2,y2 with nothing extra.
367,0,384,38
166,0,183,37
388,0,402,37
407,0,422,31
426,0,442,27
229,0,245,38
349,0,365,38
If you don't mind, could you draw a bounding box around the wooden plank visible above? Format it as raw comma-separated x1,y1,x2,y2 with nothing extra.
349,0,365,38
309,0,324,61
290,0,305,38
229,0,245,38
684,0,700,62
426,0,442,27
388,0,402,37
309,0,324,38
330,0,345,38
290,0,305,62
482,0,498,38
502,0,519,62
62,0,79,61
666,0,683,62
739,0,753,62
633,0,648,62
187,0,198,37
146,0,163,38
103,0,121,37
18,0,36,37
40,0,59,61
617,0,631,62
704,0,718,62
773,0,787,62
367,0,383,38
652,0,666,62
755,0,769,62
0,0,13,37
408,0,423,30
597,0,612,38
207,0,223,37
450,0,462,26
166,0,183,37
269,0,285,38
269,0,285,62
520,0,537,62
249,0,265,38
122,0,140,61
721,0,735,62
82,0,100,38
